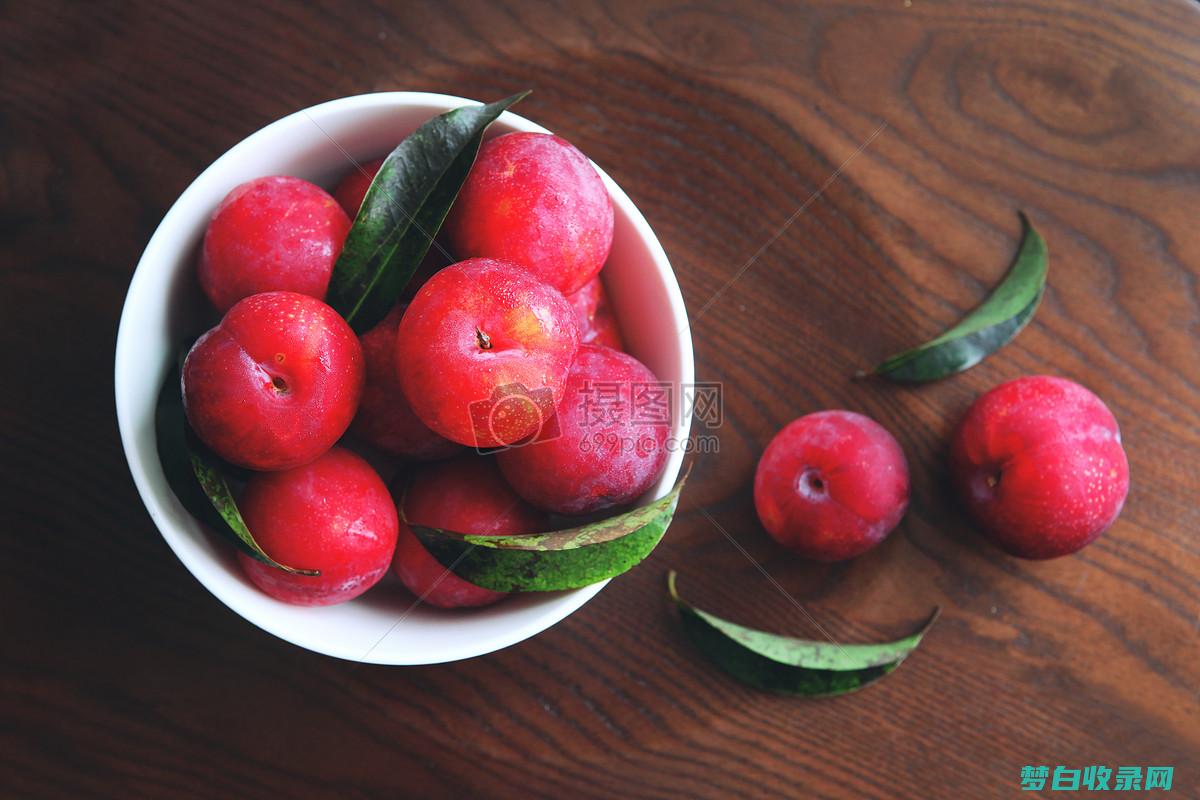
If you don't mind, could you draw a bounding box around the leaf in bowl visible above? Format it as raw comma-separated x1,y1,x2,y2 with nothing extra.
668,571,939,696
872,212,1048,382
155,360,317,575
327,90,530,332
410,468,689,592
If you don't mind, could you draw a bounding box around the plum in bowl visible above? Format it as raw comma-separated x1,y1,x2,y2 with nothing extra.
114,92,693,664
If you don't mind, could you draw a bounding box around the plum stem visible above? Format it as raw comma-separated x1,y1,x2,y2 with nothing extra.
796,468,828,500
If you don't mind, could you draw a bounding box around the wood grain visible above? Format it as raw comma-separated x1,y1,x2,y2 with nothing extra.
2,1,1197,797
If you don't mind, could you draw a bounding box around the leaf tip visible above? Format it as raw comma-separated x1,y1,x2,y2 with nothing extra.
1015,210,1048,258
502,89,533,108
666,569,681,602
921,605,942,634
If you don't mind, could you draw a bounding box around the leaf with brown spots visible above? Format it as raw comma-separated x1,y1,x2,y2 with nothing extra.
410,468,688,591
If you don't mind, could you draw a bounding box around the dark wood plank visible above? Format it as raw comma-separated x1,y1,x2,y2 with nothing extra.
1,1,1196,797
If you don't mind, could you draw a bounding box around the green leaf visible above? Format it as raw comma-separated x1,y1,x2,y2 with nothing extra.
155,358,318,576
326,91,529,332
873,212,1048,382
410,469,689,592
668,571,938,696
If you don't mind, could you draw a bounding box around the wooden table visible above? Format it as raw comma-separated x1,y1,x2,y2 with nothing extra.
3,2,1197,797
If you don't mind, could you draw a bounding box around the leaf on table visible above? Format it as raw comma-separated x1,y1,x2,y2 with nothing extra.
410,467,689,592
326,91,529,332
668,571,938,696
872,211,1048,382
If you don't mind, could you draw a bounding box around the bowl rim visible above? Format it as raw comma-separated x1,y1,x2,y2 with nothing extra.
114,91,694,664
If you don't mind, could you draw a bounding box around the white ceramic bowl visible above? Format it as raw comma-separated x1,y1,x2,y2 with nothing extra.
115,92,694,664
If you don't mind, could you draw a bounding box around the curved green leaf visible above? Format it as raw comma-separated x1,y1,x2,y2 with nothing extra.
327,91,529,332
873,212,1048,382
410,469,689,592
155,359,317,576
668,571,938,696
